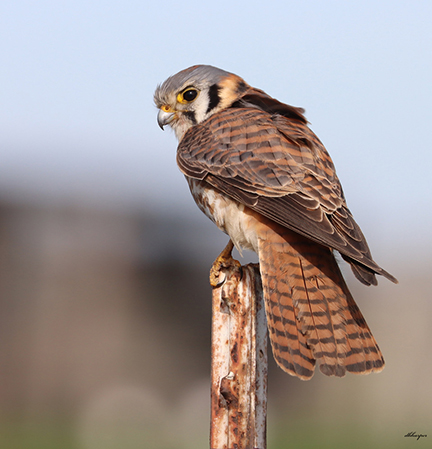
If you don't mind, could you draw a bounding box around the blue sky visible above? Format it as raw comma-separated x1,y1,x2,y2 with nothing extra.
1,1,431,257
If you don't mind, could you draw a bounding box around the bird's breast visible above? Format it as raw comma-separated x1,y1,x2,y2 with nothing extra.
186,177,259,254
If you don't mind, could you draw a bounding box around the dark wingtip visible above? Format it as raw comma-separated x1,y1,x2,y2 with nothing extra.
347,257,398,286
350,263,378,286
380,269,398,284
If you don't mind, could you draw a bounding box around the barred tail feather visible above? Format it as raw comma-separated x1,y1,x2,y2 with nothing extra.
257,226,384,380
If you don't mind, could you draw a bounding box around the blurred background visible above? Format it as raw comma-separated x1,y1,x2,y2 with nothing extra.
1,1,431,448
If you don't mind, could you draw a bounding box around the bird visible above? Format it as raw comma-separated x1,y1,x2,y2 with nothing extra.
154,65,397,380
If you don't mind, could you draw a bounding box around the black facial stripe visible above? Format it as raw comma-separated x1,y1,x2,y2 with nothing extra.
235,80,248,95
184,110,197,125
206,83,221,114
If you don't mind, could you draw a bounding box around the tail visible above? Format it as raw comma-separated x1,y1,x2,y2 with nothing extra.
257,225,385,380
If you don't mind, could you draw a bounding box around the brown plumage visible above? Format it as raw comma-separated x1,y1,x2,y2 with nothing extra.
255,215,384,379
155,65,397,379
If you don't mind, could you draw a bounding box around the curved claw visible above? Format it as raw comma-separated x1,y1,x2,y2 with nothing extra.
209,240,241,287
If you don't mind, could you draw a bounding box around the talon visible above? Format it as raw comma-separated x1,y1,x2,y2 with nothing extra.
209,240,241,287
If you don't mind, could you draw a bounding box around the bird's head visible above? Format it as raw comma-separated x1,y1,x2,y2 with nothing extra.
154,65,249,141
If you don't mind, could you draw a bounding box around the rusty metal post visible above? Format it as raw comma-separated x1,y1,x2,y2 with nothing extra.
210,262,268,449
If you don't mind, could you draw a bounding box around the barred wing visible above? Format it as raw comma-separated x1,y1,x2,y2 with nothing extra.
177,107,396,285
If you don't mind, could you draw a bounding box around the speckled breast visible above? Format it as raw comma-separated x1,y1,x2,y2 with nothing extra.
185,177,259,253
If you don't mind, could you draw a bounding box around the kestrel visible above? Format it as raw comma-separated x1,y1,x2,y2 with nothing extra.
154,65,397,380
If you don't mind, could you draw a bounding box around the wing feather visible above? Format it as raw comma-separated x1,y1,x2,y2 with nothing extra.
177,106,397,284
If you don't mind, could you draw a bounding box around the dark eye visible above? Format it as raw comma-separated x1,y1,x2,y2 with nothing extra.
182,89,198,102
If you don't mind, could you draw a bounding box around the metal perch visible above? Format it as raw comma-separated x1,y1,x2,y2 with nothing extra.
210,262,268,449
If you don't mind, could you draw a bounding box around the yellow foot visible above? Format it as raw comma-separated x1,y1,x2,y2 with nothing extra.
209,240,241,287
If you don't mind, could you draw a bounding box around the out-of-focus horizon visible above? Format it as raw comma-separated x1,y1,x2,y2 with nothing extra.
1,1,431,448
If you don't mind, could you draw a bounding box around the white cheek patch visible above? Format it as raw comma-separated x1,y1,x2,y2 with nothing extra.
170,92,210,141
192,94,210,124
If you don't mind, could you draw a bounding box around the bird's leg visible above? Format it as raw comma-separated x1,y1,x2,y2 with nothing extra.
209,239,241,287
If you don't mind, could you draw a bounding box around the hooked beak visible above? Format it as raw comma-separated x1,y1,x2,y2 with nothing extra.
157,108,176,130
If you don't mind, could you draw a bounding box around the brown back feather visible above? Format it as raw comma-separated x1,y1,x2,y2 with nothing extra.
177,101,397,284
